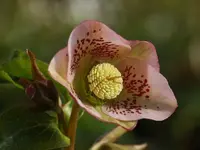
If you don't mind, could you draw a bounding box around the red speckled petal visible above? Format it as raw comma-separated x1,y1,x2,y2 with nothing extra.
48,47,70,88
67,20,131,83
102,58,177,121
67,90,137,130
69,90,137,130
128,40,160,72
48,46,137,130
48,47,102,117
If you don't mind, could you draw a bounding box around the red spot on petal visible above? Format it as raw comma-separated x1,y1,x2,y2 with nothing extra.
145,95,149,98
86,38,91,43
81,39,85,44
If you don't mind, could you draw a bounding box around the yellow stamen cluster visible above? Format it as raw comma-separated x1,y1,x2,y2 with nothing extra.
87,63,123,100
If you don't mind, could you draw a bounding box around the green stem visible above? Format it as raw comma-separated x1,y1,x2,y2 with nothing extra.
66,102,80,150
90,126,127,150
57,109,68,137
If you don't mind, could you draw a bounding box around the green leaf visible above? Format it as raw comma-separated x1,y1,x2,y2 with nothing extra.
0,50,70,104
2,50,35,79
0,86,70,150
0,69,22,89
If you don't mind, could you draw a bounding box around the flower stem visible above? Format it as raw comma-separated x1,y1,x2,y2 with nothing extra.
66,102,80,150
90,126,128,150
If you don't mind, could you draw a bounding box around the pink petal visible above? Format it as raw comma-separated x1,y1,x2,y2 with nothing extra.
48,47,103,118
68,90,137,130
128,41,160,72
48,46,136,130
102,57,177,121
67,20,131,83
48,47,70,88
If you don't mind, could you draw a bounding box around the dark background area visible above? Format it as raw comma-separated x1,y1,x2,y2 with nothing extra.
0,0,200,150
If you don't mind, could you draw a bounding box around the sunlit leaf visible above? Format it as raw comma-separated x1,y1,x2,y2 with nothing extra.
98,143,147,150
0,50,70,104
0,68,22,89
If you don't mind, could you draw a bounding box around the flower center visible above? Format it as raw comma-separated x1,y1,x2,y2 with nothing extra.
87,63,123,100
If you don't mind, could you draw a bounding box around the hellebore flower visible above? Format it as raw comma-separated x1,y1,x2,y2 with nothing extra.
48,20,177,130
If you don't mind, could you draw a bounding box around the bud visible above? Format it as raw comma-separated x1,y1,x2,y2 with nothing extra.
19,50,59,112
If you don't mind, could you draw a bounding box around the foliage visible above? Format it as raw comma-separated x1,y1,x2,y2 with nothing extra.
0,50,70,150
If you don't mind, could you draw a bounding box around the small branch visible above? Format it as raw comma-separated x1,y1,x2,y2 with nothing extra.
66,102,80,150
26,50,46,82
90,126,127,150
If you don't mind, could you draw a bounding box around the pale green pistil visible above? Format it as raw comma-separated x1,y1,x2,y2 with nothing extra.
87,63,123,100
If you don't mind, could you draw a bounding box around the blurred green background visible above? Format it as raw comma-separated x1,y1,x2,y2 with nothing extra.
0,0,200,150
